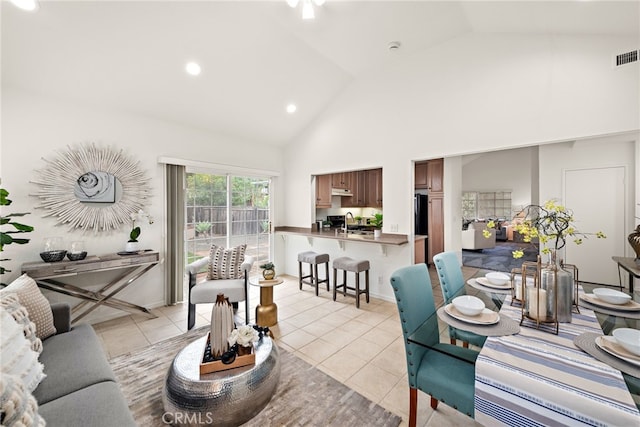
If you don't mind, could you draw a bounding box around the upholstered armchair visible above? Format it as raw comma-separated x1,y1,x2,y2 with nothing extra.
461,222,496,250
187,255,255,330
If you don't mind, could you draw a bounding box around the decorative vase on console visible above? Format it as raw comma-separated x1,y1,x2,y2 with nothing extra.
628,224,640,263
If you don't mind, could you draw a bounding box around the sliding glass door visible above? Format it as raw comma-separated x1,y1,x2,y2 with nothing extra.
185,172,271,280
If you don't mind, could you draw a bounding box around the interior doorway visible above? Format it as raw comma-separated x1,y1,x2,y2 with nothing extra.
564,166,625,286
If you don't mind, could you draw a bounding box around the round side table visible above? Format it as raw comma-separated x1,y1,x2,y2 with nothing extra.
162,335,280,427
250,277,284,327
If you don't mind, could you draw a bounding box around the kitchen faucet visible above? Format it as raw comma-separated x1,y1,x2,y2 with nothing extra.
344,212,355,233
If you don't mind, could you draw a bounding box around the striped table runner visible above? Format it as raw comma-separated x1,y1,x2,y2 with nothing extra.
475,296,640,426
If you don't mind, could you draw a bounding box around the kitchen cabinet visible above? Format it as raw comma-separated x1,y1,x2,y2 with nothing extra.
316,174,332,208
342,170,367,207
414,236,426,264
427,194,444,264
331,172,352,190
427,158,444,193
415,162,428,189
366,168,383,208
415,158,443,193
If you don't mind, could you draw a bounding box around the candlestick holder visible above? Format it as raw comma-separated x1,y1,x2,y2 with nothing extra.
521,255,559,334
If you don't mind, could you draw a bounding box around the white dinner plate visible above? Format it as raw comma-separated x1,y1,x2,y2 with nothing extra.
580,294,640,312
444,303,500,325
475,277,513,290
595,336,640,368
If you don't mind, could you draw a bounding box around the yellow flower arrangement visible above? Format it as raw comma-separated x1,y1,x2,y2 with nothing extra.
486,200,606,259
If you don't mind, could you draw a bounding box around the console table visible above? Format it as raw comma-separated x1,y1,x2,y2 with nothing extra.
22,251,160,324
612,256,639,293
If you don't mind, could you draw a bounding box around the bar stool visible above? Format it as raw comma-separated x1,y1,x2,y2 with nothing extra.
298,251,330,296
332,257,370,308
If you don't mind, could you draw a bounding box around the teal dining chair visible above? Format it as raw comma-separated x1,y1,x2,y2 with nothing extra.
433,251,487,348
390,264,478,426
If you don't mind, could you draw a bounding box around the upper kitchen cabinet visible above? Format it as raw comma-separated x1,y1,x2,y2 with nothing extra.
331,172,352,190
342,170,367,207
415,158,443,193
365,168,383,208
316,174,332,208
415,161,428,189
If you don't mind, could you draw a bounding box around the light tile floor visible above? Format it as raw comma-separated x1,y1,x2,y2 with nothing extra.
95,265,486,427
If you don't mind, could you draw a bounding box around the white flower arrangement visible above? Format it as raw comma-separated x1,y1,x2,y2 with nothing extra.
128,209,154,242
227,324,259,348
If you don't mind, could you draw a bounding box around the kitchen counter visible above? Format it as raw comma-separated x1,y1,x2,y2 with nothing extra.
274,226,408,246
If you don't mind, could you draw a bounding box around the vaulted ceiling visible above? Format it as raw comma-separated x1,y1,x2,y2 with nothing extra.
3,1,638,146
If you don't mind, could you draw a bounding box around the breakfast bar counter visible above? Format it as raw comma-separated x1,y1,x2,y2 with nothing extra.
274,226,408,246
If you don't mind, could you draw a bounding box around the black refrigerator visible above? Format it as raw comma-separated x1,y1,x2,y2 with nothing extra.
415,194,429,235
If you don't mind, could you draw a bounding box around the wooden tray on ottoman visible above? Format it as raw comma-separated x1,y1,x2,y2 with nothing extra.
200,332,255,375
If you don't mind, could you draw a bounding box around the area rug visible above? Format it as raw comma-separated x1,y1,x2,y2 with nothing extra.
462,241,537,272
110,327,402,426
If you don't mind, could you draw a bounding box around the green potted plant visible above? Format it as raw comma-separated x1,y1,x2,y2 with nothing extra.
354,215,363,225
370,213,383,238
1,186,34,282
259,262,276,280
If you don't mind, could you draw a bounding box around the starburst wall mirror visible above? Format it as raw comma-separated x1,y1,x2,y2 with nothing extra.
31,143,152,233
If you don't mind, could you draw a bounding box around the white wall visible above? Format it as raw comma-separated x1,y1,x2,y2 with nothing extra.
283,33,639,227
1,88,285,323
281,33,639,290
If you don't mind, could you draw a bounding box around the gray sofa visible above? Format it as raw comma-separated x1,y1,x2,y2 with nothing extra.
33,303,136,426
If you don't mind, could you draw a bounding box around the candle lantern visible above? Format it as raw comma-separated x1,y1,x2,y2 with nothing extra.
521,255,559,334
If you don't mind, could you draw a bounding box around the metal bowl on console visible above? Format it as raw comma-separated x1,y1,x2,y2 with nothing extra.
67,251,88,261
40,250,67,263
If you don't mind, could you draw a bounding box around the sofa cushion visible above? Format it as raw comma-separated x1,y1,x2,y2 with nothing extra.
207,244,246,280
0,373,46,427
33,323,115,405
0,274,56,339
0,293,43,353
0,308,46,393
38,381,136,427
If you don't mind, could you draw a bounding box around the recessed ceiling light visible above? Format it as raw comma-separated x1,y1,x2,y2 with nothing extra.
286,104,297,114
10,0,39,11
185,62,201,76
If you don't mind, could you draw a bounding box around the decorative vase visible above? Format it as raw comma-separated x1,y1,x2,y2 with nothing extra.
540,250,573,323
125,241,139,252
262,268,275,280
628,225,640,261
210,294,234,358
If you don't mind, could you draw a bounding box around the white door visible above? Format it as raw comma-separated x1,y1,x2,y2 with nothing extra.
564,167,625,286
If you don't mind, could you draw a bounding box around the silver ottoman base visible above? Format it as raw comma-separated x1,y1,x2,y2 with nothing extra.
162,335,280,426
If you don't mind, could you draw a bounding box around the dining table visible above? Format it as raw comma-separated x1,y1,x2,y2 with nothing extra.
474,293,640,426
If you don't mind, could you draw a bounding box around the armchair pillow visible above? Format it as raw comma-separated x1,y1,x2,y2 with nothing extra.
0,274,56,340
207,244,247,280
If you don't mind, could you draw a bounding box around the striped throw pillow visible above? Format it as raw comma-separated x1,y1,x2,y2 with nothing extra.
207,244,247,280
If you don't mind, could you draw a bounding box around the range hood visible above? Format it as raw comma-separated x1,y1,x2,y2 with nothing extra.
331,188,353,196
